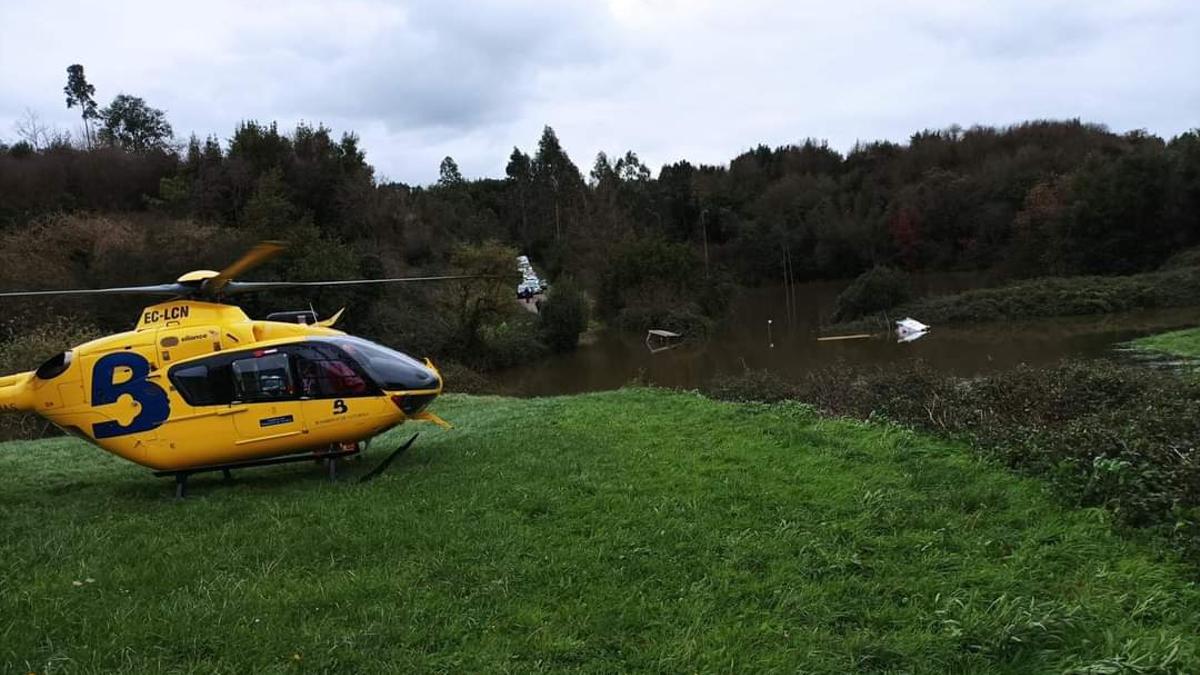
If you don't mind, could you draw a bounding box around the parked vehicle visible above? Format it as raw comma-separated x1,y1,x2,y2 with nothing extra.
514,253,549,298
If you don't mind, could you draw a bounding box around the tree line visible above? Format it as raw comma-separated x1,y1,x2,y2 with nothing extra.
1,65,1198,367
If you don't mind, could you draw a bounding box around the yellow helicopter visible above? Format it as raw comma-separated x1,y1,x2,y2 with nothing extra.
0,241,470,497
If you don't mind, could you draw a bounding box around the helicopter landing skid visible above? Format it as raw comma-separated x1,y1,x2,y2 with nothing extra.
155,446,362,499
358,434,419,484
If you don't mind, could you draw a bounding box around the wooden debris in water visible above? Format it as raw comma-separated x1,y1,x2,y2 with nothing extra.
817,333,873,342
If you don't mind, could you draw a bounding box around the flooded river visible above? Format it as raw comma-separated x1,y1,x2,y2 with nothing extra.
496,278,1200,396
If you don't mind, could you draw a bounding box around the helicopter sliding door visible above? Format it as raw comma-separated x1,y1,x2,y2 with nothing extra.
164,346,310,467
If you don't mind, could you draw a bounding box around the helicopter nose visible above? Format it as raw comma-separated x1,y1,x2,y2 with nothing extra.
386,361,441,417
376,350,440,391
381,358,441,417
393,361,439,391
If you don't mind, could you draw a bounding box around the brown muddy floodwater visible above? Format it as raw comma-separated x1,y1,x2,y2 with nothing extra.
496,277,1200,396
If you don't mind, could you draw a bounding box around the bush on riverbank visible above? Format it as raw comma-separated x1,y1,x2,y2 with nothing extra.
831,266,911,323
707,359,1200,557
474,315,548,370
434,360,495,394
830,266,1200,331
537,278,589,351
1162,245,1200,270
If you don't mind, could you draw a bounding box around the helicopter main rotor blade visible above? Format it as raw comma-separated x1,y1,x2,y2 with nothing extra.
223,275,495,294
0,283,187,298
204,240,287,295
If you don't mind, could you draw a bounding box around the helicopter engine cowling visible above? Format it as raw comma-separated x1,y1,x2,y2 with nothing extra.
265,310,319,325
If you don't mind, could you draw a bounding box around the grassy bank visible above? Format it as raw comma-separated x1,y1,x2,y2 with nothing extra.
1132,327,1200,359
709,360,1200,559
3,390,1200,672
831,265,1200,331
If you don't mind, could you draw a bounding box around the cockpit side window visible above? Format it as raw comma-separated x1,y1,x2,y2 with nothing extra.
291,344,375,399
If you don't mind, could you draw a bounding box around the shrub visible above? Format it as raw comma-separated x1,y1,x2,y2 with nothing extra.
0,213,252,330
596,237,700,320
1162,245,1200,269
706,369,797,403
830,266,1200,330
831,266,912,323
475,315,547,370
538,278,589,352
441,241,523,352
434,360,495,394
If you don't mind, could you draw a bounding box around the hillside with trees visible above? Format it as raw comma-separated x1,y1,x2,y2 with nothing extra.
1,65,1198,373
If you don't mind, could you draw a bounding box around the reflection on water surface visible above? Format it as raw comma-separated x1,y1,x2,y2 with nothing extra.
496,278,1200,396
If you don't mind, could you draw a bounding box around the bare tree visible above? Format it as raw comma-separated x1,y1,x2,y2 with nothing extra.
13,108,50,151
47,126,73,149
12,109,71,151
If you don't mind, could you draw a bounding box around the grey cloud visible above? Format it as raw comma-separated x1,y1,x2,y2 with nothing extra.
907,2,1195,61
271,1,621,131
1,0,1198,183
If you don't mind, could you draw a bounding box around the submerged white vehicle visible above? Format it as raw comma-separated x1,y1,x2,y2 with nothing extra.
895,317,930,343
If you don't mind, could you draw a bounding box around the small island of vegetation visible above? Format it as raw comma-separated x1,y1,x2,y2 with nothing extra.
1134,327,1200,360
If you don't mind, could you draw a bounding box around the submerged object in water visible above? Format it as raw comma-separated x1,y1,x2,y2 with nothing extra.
646,329,683,354
896,317,930,343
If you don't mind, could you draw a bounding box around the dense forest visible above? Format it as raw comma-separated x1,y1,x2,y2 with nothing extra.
1,66,1198,373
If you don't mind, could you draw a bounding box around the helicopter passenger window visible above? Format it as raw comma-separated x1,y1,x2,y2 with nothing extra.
173,364,215,405
169,359,235,406
231,353,294,402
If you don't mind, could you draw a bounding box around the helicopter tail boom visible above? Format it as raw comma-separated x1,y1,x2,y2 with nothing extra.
0,371,35,412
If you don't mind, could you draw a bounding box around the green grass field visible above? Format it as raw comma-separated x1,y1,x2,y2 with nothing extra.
3,389,1200,673
1133,327,1200,359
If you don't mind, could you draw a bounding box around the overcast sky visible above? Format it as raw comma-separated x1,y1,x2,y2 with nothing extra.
1,0,1197,184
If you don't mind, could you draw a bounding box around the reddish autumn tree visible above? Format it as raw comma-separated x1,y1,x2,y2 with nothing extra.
888,205,921,269
1009,175,1070,276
